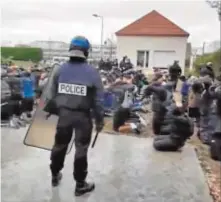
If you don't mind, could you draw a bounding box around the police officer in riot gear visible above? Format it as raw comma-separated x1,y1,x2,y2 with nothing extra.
119,55,127,69
168,60,182,90
120,58,133,73
45,36,104,196
200,62,215,80
98,58,104,70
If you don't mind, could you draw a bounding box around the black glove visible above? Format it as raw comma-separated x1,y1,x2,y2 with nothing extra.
96,120,104,132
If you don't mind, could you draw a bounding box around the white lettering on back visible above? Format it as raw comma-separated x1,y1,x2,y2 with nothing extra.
58,83,87,96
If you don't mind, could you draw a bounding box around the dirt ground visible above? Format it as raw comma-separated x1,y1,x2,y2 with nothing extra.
188,136,221,202
174,84,221,202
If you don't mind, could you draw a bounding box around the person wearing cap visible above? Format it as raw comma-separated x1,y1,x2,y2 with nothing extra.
98,58,104,70
120,57,133,73
199,62,215,80
168,60,182,91
119,55,127,69
44,36,104,196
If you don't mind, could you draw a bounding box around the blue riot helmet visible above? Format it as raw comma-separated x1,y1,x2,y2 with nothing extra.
69,36,91,59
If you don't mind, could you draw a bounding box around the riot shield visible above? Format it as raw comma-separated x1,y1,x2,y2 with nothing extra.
23,65,75,154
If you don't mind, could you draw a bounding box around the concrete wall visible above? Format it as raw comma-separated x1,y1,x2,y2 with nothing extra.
116,36,188,73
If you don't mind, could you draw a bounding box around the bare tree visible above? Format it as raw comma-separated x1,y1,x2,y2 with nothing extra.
206,0,221,21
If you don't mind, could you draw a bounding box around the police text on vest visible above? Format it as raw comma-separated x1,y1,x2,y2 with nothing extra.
58,83,87,96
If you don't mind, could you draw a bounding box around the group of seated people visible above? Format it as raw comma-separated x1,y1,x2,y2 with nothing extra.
143,73,194,151
1,67,49,129
148,71,221,161
1,72,35,128
100,66,195,150
104,67,220,159
179,71,221,161
100,66,149,134
3,59,220,160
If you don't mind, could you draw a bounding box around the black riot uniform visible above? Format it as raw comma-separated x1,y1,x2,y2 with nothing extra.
169,60,182,90
44,36,104,196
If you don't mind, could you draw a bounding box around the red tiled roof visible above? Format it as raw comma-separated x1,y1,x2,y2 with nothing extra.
116,10,189,37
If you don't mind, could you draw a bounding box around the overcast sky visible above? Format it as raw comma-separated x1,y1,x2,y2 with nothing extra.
1,0,220,47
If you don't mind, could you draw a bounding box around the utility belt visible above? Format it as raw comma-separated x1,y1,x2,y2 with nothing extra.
44,99,91,119
59,107,91,114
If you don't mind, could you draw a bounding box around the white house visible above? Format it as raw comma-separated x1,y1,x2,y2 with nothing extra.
115,10,189,73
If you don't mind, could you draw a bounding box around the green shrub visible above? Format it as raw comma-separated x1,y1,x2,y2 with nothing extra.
1,47,43,62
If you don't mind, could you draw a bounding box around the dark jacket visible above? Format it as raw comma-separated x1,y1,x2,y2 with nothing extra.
1,79,11,103
169,63,182,79
119,57,127,68
44,60,104,123
214,86,221,134
120,62,133,73
200,66,215,79
4,76,22,98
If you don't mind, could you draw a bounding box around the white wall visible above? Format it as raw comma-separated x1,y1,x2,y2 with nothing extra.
116,36,188,73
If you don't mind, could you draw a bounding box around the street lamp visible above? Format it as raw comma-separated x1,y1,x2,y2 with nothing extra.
206,0,221,21
93,14,104,59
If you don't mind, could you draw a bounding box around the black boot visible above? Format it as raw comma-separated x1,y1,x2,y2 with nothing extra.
52,172,62,187
75,181,95,196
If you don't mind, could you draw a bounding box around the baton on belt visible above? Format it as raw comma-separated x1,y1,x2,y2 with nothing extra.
91,131,99,148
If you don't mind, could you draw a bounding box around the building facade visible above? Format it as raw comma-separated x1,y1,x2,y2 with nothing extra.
117,36,188,70
116,10,189,73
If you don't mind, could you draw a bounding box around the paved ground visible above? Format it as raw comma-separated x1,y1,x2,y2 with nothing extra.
1,127,213,202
